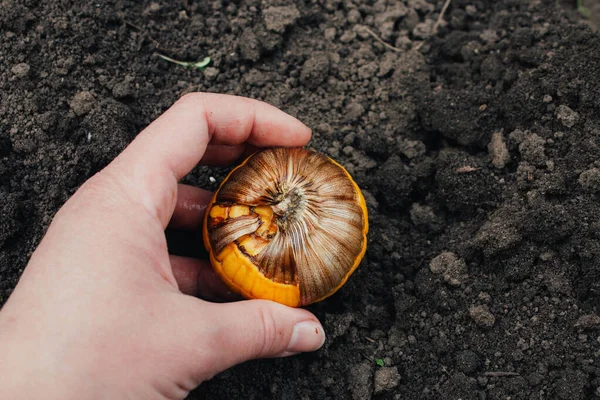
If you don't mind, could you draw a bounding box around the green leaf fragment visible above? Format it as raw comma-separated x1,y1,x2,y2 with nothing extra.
194,57,211,69
375,358,384,367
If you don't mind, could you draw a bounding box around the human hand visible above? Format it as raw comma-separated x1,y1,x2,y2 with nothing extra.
0,93,325,399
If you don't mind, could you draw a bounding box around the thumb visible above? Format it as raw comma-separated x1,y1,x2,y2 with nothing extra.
197,300,326,374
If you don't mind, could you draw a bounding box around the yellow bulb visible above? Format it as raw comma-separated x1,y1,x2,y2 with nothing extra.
203,147,368,307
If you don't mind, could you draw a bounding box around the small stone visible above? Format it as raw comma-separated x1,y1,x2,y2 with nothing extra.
519,133,546,166
357,62,378,80
461,41,482,61
354,24,370,40
239,28,261,62
300,53,330,89
324,27,336,40
480,55,503,82
543,94,553,103
204,67,219,81
178,10,188,20
325,312,354,340
11,63,30,78
465,5,477,16
351,151,377,170
316,122,333,137
112,81,133,99
488,131,510,168
556,105,579,128
410,203,437,226
429,251,468,286
243,68,269,86
263,5,300,33
574,313,600,329
512,349,524,361
429,252,449,274
455,350,481,375
81,54,95,65
374,366,401,394
55,56,74,75
397,138,426,159
469,305,495,328
528,372,544,386
378,21,395,41
377,53,397,77
347,8,362,24
395,35,413,51
579,168,600,193
342,132,355,147
339,30,357,43
345,102,365,122
35,111,58,132
480,29,499,45
478,292,491,303
70,91,97,116
412,19,435,40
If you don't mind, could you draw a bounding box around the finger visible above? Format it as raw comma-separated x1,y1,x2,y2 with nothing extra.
182,299,326,378
105,93,312,228
199,144,246,166
168,184,213,231
170,255,240,301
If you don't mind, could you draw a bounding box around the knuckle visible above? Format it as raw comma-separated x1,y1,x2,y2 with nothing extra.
255,302,284,357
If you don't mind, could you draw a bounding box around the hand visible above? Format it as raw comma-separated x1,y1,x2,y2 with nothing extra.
0,93,326,399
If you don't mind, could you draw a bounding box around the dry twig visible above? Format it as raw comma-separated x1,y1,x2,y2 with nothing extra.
358,26,403,53
415,0,452,50
433,0,453,34
455,166,481,173
484,371,520,377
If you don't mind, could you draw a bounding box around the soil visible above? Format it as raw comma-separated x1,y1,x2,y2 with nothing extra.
2,0,600,399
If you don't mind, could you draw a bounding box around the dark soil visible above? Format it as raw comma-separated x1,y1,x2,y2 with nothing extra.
2,0,600,399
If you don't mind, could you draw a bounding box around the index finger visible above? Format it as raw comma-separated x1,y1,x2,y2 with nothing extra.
117,92,311,181
105,93,312,227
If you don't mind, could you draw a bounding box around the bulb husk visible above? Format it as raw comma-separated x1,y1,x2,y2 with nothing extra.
203,147,368,307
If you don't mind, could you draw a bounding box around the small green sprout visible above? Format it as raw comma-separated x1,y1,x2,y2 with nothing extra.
157,54,211,70
375,358,385,367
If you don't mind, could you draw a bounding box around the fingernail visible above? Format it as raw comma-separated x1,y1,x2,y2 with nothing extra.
287,321,326,353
